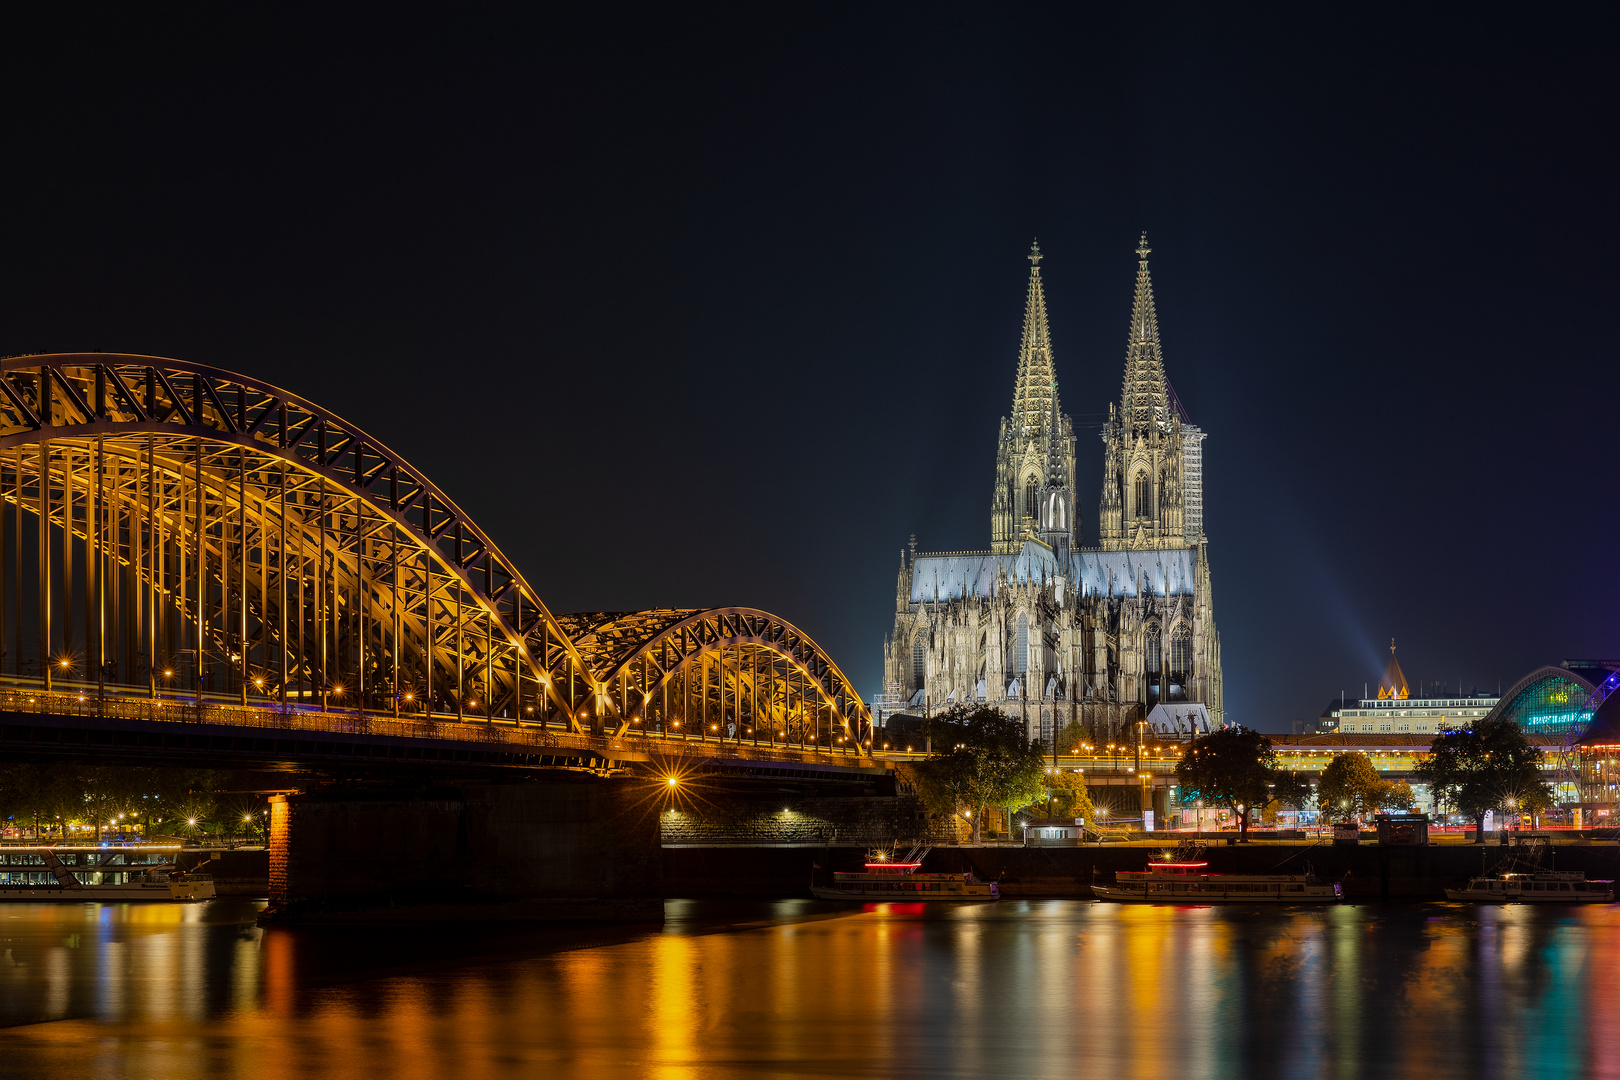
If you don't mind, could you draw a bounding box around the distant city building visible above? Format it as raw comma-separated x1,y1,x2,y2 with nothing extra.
881,238,1222,746
1327,650,1618,737
1333,644,1496,734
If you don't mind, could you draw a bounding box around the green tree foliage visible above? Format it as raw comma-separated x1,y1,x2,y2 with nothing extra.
1056,720,1088,755
1415,717,1551,841
1317,753,1383,817
0,763,223,838
1318,753,1419,818
1378,780,1417,812
1021,768,1096,823
910,705,1046,842
1175,726,1287,841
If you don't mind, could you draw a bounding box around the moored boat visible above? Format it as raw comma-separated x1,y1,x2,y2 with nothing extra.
0,846,216,901
1444,870,1613,903
1092,861,1341,903
811,850,998,901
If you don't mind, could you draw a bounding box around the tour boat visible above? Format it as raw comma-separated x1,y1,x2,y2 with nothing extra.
0,847,216,901
811,859,999,901
1091,861,1341,903
1444,870,1613,903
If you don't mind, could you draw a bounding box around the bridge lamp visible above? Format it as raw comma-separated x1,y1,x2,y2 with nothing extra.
404,693,414,701
665,776,679,789
254,678,264,688
187,818,197,826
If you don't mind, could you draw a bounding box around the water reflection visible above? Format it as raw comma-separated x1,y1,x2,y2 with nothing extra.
2,899,1620,1078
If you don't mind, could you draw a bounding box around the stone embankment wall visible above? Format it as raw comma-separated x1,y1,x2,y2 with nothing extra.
665,838,1620,900
660,794,955,846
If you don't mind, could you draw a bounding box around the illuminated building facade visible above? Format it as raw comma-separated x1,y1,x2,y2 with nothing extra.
881,239,1222,745
1333,645,1497,734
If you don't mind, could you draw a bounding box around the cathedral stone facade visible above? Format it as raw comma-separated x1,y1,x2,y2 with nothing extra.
881,238,1223,745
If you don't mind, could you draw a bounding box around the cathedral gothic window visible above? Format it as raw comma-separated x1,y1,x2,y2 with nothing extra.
912,634,926,691
1025,479,1038,519
1134,472,1151,520
1016,613,1029,676
1170,627,1191,700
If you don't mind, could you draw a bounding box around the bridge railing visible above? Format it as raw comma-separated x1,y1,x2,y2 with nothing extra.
0,688,873,769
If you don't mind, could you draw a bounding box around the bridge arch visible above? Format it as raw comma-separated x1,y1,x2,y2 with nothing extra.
559,607,871,746
0,356,593,732
0,353,872,750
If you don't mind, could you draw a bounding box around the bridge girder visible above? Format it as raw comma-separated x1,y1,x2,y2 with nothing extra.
0,355,872,753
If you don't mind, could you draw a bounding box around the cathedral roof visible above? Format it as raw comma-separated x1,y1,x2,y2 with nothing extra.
1011,240,1061,440
908,540,1196,603
1120,233,1173,433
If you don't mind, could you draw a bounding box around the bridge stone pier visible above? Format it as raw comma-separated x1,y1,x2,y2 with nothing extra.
261,777,663,923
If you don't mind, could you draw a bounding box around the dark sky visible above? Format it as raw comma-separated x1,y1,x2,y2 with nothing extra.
2,6,1616,730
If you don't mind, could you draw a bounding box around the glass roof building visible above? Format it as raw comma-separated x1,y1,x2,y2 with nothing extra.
1486,663,1614,737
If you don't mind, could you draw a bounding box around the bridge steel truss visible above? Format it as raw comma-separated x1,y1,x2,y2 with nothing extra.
0,355,873,753
560,608,870,749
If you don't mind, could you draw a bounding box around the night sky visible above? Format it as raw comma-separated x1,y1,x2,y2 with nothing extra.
2,7,1616,730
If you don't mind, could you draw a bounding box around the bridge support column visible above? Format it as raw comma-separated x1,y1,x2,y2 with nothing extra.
259,777,663,924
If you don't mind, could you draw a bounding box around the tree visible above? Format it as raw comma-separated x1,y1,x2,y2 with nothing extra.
910,705,1046,842
1175,726,1286,841
1056,720,1088,755
1024,768,1096,823
1317,753,1384,818
1416,717,1551,842
1375,780,1417,812
1269,771,1313,824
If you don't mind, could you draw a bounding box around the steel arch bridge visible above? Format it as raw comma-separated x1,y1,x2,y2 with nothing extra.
0,353,871,759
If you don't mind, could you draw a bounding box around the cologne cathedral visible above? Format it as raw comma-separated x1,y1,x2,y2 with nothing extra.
881,237,1223,744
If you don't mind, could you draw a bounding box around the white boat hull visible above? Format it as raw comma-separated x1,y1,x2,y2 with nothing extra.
1444,886,1612,903
0,880,216,901
811,882,998,901
1094,880,1340,903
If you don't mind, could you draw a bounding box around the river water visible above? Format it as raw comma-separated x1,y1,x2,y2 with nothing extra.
1,898,1616,1079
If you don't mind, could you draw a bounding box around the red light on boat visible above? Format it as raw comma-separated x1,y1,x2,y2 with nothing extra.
864,862,924,869
1158,862,1209,868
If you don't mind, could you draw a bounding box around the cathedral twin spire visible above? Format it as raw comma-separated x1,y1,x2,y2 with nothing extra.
993,234,1195,553
1120,233,1172,434
1011,241,1059,439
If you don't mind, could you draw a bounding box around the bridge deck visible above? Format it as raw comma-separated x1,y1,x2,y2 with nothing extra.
0,687,883,776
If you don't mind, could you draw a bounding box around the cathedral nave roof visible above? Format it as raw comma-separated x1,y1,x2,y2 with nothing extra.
908,540,1196,603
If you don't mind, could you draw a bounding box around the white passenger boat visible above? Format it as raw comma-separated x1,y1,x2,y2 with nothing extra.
811,852,998,901
1444,870,1613,903
1092,860,1341,903
0,846,216,901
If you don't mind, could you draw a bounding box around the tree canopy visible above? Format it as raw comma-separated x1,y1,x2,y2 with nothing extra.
1416,717,1550,840
1022,768,1096,824
908,705,1046,842
1317,752,1418,818
1175,726,1290,840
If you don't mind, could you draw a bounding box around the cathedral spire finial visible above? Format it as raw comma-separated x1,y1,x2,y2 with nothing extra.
1010,243,1057,438
1119,234,1170,433
1028,238,1042,266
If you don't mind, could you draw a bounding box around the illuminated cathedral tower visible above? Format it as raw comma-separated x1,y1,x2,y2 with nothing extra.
881,238,1223,743
1099,234,1200,549
991,242,1077,555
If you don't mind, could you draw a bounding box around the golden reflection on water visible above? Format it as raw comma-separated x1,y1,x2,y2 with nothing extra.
3,899,1620,1078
